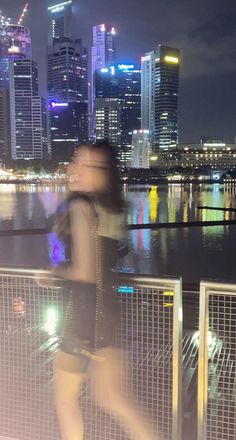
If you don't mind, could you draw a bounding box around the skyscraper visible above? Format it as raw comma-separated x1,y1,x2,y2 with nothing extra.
91,24,116,73
47,2,88,162
94,64,141,166
0,87,11,160
0,12,32,86
141,45,180,150
48,0,72,43
49,101,88,162
131,130,151,168
90,24,116,138
48,37,88,104
9,59,47,159
95,98,121,148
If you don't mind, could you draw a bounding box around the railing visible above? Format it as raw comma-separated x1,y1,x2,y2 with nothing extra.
198,281,236,440
0,269,182,440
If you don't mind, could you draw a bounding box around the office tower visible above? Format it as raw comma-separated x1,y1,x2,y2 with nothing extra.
9,59,47,160
95,98,121,148
48,37,88,104
94,64,141,166
141,45,180,150
49,101,88,162
48,0,72,43
47,37,88,161
92,24,116,73
131,129,151,168
0,13,31,86
90,24,116,137
0,87,11,160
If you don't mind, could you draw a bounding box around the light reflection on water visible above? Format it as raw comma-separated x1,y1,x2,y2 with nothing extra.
0,183,236,283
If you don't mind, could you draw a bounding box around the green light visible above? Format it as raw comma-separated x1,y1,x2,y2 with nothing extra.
43,307,60,336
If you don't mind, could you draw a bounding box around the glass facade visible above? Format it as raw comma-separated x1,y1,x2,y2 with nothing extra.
141,45,179,150
94,65,141,166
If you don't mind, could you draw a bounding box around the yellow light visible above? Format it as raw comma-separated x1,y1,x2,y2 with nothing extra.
150,156,158,161
163,291,174,296
164,55,179,64
164,302,173,307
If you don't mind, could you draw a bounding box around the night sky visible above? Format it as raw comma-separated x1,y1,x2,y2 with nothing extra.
2,0,236,143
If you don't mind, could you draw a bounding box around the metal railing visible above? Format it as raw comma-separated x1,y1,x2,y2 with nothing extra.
0,269,182,440
198,281,236,440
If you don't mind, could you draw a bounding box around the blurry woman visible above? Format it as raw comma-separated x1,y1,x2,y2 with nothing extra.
48,143,154,440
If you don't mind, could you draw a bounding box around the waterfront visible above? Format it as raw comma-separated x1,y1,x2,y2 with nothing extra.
0,183,236,283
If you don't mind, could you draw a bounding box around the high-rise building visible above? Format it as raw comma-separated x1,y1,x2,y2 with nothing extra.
47,37,88,161
131,130,151,168
9,59,47,159
95,98,121,148
48,0,72,43
94,64,141,166
0,12,31,86
90,24,116,137
91,24,116,72
0,87,11,160
48,37,88,104
49,101,88,162
141,45,180,150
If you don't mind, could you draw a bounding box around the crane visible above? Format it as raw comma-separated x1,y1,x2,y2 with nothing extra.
17,3,29,25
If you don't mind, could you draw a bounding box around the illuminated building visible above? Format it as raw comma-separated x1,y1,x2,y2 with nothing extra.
47,1,88,161
0,87,11,160
49,101,88,162
47,38,88,160
131,129,151,168
90,24,116,137
94,98,121,148
151,141,236,172
48,1,72,43
48,37,88,104
92,24,116,73
94,64,141,166
9,59,47,160
141,45,180,150
0,13,31,86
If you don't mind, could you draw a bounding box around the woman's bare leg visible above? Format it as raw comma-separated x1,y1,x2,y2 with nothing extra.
53,351,85,440
89,347,155,440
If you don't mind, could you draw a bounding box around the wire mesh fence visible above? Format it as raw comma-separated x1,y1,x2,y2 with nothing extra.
198,281,236,440
0,270,182,440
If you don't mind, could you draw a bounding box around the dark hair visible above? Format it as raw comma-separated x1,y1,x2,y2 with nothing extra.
84,141,124,213
53,142,124,242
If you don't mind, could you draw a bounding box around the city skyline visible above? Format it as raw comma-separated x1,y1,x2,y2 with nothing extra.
1,0,236,144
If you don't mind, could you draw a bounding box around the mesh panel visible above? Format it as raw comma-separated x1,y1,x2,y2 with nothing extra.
207,293,236,440
0,272,181,440
0,274,64,440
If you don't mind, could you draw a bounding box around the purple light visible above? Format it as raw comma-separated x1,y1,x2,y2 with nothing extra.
49,101,68,108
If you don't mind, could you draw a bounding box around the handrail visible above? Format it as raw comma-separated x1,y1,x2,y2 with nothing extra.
1,219,236,236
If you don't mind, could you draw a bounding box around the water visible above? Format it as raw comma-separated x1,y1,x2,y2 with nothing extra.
0,183,236,284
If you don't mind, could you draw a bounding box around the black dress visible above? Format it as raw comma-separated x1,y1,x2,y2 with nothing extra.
58,193,121,370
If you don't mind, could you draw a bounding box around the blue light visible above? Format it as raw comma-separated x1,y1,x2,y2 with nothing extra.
118,64,135,71
100,68,109,73
118,286,134,294
110,66,115,75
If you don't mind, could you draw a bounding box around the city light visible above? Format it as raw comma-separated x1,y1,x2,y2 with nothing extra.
100,68,109,73
118,64,135,70
49,101,68,108
17,3,30,25
141,55,151,62
164,55,179,64
48,0,72,12
43,307,60,336
118,286,134,294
